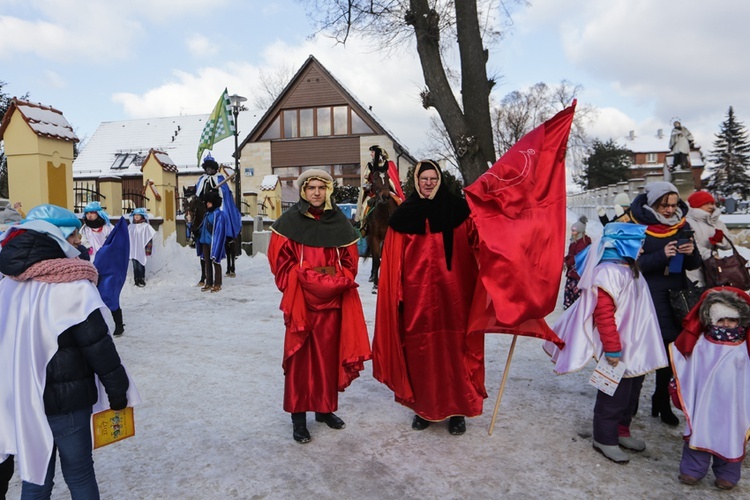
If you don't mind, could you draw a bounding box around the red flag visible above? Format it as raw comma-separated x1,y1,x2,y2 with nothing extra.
464,101,576,347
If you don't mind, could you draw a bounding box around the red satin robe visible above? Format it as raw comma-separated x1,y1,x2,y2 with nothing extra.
373,218,487,421
268,233,371,413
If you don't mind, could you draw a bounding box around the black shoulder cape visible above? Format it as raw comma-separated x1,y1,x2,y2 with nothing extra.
388,185,470,270
271,199,360,248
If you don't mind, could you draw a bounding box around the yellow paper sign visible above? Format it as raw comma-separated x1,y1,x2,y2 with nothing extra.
92,407,135,449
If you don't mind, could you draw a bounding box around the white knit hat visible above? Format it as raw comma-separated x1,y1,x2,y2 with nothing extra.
709,303,740,325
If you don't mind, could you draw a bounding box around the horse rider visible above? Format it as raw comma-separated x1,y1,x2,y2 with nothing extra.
195,154,243,275
357,145,405,232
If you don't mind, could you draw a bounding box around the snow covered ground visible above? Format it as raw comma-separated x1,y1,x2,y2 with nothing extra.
5,232,748,499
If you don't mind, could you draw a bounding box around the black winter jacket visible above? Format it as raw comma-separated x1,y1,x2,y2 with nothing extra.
0,229,129,415
631,195,703,342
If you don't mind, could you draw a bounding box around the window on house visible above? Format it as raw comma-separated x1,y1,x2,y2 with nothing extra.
283,110,298,138
351,110,373,134
333,106,348,135
111,153,131,170
260,116,281,140
317,107,331,136
300,109,314,137
646,153,657,163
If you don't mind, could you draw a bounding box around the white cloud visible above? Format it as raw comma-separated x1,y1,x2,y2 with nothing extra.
0,2,142,62
110,36,433,153
186,34,220,58
42,70,66,89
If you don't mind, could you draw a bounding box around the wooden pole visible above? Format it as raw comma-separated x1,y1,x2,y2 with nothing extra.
488,335,518,436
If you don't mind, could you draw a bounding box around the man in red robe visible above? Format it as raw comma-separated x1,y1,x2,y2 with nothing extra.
268,169,371,443
373,160,486,435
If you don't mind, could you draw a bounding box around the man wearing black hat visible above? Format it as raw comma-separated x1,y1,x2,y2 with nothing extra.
268,169,371,443
356,145,405,228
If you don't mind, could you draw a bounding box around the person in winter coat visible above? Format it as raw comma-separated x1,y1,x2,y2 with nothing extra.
268,169,370,444
199,190,228,293
545,223,668,464
670,288,750,491
563,216,592,309
685,191,732,286
0,204,139,498
128,208,156,287
630,181,702,427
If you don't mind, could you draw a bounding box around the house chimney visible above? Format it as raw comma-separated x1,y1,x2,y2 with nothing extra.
657,129,663,139
628,130,635,140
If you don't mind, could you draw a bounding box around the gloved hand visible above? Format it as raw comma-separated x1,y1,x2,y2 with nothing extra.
109,396,128,411
614,205,625,217
708,229,725,246
596,206,607,218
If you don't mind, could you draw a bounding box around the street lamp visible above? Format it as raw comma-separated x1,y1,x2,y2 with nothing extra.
228,93,247,241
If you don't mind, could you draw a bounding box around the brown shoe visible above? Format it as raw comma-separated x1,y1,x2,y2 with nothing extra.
715,479,735,490
678,474,700,486
197,281,205,287
201,284,212,292
210,285,222,293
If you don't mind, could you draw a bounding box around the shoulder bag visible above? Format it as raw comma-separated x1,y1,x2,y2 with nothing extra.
703,237,750,290
669,277,706,325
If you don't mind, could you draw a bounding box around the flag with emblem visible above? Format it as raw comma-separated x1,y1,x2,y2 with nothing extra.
197,88,235,165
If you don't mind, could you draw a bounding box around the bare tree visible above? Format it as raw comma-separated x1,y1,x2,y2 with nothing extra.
299,0,523,184
492,80,596,178
253,63,298,110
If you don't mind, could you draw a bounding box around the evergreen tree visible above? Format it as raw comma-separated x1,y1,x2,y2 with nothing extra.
706,106,750,199
575,139,632,190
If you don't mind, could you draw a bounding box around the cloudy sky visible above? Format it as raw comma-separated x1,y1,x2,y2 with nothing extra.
2,0,747,163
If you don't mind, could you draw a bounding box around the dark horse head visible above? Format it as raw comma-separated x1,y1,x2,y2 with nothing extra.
182,186,206,245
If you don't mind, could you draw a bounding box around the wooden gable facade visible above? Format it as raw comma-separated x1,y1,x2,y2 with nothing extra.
240,55,416,201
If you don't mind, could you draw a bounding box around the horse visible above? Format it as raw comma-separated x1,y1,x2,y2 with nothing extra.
182,186,238,284
364,168,399,293
182,186,207,285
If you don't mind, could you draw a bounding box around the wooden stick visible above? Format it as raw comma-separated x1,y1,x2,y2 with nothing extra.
216,165,237,189
488,334,518,436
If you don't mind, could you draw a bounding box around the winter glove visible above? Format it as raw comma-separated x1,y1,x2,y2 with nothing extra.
614,205,625,217
109,396,128,411
596,205,607,218
708,229,725,246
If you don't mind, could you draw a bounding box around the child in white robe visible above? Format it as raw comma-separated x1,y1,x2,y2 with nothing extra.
128,208,156,287
670,287,750,491
545,222,668,464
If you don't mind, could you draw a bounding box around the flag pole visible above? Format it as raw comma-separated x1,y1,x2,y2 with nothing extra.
488,334,518,436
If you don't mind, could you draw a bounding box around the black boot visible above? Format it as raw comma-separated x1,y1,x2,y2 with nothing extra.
651,367,679,426
315,412,345,429
112,308,125,337
291,412,310,443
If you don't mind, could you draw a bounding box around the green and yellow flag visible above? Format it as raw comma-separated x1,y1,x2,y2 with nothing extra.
197,88,235,165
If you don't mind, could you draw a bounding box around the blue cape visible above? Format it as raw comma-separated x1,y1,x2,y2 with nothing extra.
95,218,130,310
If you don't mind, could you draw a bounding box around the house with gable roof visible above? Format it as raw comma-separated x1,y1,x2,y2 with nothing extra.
239,55,417,204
